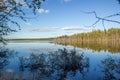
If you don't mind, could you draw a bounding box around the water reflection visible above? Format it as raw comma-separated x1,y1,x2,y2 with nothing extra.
101,56,120,80
0,46,16,69
0,45,120,80
0,46,17,80
19,48,90,80
55,41,120,53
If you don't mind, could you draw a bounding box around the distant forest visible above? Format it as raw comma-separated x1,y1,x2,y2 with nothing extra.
54,28,120,53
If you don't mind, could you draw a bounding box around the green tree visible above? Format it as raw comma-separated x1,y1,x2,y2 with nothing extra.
0,0,45,43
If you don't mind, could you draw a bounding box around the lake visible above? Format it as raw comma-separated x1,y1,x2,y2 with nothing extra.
0,40,120,80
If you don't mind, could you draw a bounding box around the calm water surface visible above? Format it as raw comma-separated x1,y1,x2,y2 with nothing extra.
0,40,120,80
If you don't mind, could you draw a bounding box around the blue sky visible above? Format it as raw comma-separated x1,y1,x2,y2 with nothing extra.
8,0,120,38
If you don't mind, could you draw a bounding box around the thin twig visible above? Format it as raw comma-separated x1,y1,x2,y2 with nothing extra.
82,11,120,28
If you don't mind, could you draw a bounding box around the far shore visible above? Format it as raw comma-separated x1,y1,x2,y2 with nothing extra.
8,38,54,40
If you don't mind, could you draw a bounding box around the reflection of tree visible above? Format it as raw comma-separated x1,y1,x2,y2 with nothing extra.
0,47,9,69
56,41,120,54
0,46,16,80
0,46,16,69
101,56,120,80
19,48,90,80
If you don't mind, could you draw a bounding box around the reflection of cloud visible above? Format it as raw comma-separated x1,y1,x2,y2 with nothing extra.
62,26,90,31
38,8,50,14
26,48,56,53
6,69,14,73
27,27,58,32
26,48,83,54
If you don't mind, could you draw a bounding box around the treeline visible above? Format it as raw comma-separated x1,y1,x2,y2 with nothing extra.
54,28,120,43
54,28,120,53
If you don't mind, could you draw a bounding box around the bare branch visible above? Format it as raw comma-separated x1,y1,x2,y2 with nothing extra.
82,11,120,28
91,19,100,26
104,12,120,18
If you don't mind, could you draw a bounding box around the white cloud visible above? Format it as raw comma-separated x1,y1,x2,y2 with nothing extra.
3,0,27,7
63,0,72,2
27,27,58,32
26,26,90,32
38,8,50,14
15,0,26,4
62,26,90,31
14,0,21,3
25,22,31,25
